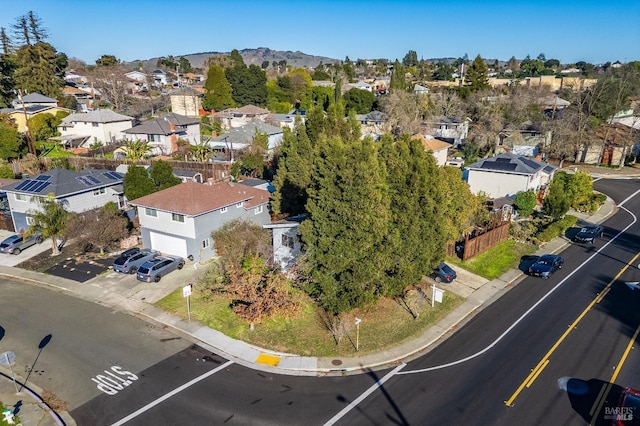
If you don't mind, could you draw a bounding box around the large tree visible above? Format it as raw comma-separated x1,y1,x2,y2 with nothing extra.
13,42,64,99
149,159,181,190
0,120,23,160
123,165,156,201
465,55,490,92
343,88,375,114
226,64,267,106
300,136,389,314
64,202,129,255
202,64,235,111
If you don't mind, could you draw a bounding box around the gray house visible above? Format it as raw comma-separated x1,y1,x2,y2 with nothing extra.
2,168,125,233
263,214,306,271
128,181,271,262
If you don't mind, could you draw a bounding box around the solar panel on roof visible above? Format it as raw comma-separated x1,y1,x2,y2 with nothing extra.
31,182,50,193
14,180,32,191
84,175,101,184
35,175,51,181
103,171,123,180
482,162,517,171
22,180,40,191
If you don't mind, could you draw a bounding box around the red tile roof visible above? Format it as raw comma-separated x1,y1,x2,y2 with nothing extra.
129,181,269,216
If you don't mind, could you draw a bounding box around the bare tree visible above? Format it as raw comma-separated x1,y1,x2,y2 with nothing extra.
64,203,129,255
87,65,129,112
381,91,424,135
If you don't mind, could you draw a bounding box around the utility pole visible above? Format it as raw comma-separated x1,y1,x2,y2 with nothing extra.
17,89,36,155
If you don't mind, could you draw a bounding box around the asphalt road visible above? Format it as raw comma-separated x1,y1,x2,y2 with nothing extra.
3,178,640,426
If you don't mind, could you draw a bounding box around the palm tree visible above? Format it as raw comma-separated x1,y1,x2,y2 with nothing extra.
25,193,70,256
122,139,151,162
189,139,211,162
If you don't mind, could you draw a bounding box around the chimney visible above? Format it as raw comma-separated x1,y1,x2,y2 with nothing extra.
169,121,178,153
206,177,215,186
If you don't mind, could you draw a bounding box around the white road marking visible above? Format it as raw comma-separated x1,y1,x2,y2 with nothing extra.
110,360,233,426
397,194,640,376
323,363,406,426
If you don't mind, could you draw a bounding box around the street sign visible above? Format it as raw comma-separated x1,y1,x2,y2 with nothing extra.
355,317,362,325
0,351,15,366
182,284,192,298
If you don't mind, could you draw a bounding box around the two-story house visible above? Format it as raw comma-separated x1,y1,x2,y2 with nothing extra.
128,181,271,262
0,94,71,133
212,105,271,130
58,109,135,146
122,112,200,155
169,87,203,118
2,168,125,233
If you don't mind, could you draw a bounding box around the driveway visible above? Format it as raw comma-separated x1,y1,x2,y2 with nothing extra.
0,229,53,266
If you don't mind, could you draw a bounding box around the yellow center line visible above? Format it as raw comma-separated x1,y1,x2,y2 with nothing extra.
505,252,640,407
589,324,640,425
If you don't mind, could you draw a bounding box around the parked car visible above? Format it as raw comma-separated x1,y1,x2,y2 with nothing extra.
0,232,44,255
528,254,564,279
573,225,604,244
136,255,185,283
113,249,159,274
431,263,457,283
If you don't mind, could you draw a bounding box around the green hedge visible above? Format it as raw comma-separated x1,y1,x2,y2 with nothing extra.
537,215,578,242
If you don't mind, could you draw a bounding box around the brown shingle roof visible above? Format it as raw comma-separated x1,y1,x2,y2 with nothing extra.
129,181,269,216
412,134,452,152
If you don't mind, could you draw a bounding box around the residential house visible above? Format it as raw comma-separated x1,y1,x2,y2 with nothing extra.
356,110,388,140
349,80,373,92
422,116,470,148
169,87,203,118
128,181,271,262
212,105,271,129
269,110,306,130
413,84,429,95
263,214,306,271
498,125,551,157
413,134,452,166
151,69,169,87
122,112,200,155
209,122,284,154
0,94,71,133
465,153,556,199
576,123,638,166
57,109,135,147
2,168,126,233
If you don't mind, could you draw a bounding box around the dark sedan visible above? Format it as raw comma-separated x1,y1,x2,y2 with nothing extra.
113,249,159,274
573,225,604,243
528,254,564,279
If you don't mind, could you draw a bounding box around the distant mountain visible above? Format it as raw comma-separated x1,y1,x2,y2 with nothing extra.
128,47,340,71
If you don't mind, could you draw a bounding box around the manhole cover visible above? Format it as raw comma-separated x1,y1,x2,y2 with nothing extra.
331,359,342,366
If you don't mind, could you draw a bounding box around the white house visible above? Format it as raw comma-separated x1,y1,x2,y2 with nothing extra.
128,181,271,262
209,122,284,153
465,153,556,199
413,134,452,166
122,112,200,155
58,109,135,146
423,116,470,148
169,87,203,118
263,214,306,271
212,105,271,129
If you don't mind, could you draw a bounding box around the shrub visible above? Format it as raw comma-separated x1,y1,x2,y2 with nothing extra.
537,215,578,242
514,190,537,217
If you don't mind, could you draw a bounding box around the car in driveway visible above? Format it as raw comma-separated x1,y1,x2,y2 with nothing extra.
430,263,457,283
573,225,604,244
0,232,44,255
136,255,184,282
113,249,159,274
528,254,564,279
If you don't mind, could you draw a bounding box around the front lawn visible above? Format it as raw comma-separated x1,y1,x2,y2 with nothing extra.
156,281,464,357
447,239,537,280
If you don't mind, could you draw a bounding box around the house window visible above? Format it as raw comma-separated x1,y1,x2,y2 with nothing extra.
26,216,33,225
145,208,157,217
15,193,27,201
236,202,243,208
171,213,184,223
147,134,161,142
282,234,295,249
254,205,263,215
220,206,227,214
202,238,210,249
62,126,67,131
93,187,106,196
92,122,99,127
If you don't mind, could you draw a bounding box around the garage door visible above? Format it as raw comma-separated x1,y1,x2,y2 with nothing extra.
149,232,188,258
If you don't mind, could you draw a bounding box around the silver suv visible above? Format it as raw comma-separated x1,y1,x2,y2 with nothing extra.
113,249,159,274
136,255,184,282
0,232,44,255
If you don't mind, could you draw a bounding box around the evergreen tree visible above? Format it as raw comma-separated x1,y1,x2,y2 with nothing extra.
271,123,314,217
378,135,447,298
229,49,244,66
202,64,235,111
438,165,478,242
300,136,389,314
13,42,64,98
465,54,490,91
225,64,267,106
343,88,375,114
390,60,406,92
402,50,418,67
0,122,23,160
0,53,15,107
149,160,181,190
123,165,156,201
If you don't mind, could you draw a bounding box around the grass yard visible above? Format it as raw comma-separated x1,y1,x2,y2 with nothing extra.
447,239,537,280
156,284,464,357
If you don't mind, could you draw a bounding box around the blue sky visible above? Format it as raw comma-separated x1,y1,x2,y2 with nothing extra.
2,0,638,65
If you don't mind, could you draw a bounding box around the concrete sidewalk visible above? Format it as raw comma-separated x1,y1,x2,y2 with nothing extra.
0,192,619,424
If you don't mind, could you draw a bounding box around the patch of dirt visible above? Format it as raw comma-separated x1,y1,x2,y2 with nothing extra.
17,240,115,273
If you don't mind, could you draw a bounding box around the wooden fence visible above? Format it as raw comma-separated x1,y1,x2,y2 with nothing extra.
447,221,511,261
